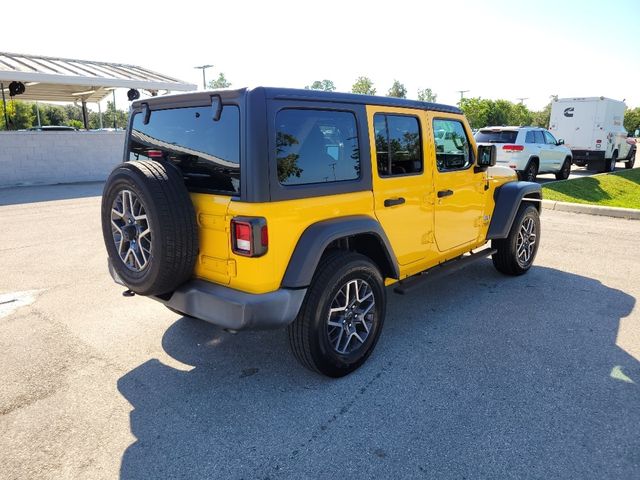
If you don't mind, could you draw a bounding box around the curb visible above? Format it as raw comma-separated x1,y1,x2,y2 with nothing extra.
542,200,640,220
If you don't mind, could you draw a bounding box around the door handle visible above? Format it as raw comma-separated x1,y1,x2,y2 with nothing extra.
437,189,453,198
384,197,405,207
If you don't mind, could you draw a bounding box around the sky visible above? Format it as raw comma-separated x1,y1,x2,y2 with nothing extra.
2,0,639,111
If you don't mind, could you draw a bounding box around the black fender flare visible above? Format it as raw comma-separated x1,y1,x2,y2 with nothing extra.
281,215,399,289
486,181,542,240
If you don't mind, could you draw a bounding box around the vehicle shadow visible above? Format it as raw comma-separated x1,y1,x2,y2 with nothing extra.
0,181,104,206
117,263,639,479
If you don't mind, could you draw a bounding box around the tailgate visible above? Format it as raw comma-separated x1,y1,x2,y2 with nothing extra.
191,193,234,285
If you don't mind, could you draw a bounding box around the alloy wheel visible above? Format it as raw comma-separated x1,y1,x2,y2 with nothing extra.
110,189,152,271
326,279,376,355
516,216,536,267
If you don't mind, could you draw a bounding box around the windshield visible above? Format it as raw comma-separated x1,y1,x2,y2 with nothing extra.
128,105,240,195
475,130,518,143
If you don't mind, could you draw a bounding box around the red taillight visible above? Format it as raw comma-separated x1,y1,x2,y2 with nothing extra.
231,217,268,257
234,222,252,253
596,139,602,144
502,144,524,151
147,150,163,158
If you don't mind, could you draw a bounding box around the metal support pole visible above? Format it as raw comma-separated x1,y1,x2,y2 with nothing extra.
1,83,9,131
98,102,103,129
194,65,213,90
81,100,89,130
35,101,41,127
112,89,117,129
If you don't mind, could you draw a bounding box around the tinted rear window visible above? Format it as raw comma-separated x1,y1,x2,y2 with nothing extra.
275,109,360,185
475,130,518,143
129,105,240,195
374,114,422,176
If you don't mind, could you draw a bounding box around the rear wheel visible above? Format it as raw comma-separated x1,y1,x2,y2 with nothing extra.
492,204,540,276
626,148,636,169
521,159,538,182
288,251,386,377
555,157,572,180
605,151,617,173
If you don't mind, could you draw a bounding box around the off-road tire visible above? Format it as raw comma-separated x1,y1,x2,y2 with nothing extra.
101,160,198,296
288,251,386,377
555,157,572,180
521,159,538,182
492,203,540,276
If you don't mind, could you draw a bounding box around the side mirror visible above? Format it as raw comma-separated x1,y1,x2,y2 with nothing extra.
476,143,496,168
556,139,565,145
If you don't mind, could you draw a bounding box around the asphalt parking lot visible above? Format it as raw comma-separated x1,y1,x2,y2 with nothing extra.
1,183,639,479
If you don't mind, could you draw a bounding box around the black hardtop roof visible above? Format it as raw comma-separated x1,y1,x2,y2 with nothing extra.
132,86,462,114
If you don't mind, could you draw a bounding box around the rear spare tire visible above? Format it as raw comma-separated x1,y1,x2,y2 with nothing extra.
101,160,198,296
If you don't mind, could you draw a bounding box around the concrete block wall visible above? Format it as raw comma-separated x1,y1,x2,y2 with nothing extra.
0,131,126,187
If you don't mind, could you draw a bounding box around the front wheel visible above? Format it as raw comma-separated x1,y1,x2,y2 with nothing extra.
492,204,540,276
555,157,572,180
288,251,386,377
626,148,636,169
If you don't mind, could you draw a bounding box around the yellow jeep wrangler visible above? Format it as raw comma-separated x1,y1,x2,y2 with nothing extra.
101,88,541,377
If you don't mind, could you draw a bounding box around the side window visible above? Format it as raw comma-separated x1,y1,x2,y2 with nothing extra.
543,131,557,144
433,119,472,171
276,109,360,185
534,131,545,144
374,114,422,177
525,131,536,143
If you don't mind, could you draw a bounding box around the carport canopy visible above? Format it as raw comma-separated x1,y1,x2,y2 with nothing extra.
0,52,197,103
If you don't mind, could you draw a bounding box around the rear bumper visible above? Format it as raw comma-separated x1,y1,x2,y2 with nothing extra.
108,259,306,331
571,150,605,162
152,280,306,331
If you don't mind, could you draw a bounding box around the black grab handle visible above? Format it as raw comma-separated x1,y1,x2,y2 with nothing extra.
384,197,406,207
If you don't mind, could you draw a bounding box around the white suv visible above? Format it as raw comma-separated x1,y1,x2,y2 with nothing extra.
475,126,573,181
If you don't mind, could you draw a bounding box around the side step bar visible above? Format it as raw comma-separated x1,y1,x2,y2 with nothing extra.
393,247,497,295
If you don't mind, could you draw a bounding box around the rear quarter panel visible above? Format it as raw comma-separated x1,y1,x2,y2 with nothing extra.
225,192,375,294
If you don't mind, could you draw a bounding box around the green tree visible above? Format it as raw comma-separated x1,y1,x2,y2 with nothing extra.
510,103,533,126
458,97,491,129
459,97,533,128
351,76,376,95
624,107,640,135
0,100,34,130
103,101,129,129
39,104,67,126
387,80,407,98
304,79,336,91
531,102,552,128
417,88,437,103
208,72,232,89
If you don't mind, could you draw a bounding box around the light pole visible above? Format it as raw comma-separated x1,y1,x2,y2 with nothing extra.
112,89,117,129
516,97,528,104
457,90,469,102
194,64,214,90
